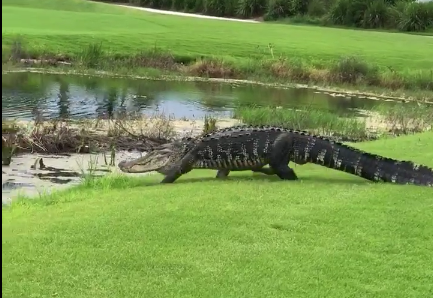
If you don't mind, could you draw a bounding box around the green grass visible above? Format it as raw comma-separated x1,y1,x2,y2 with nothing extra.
2,0,433,92
3,132,433,298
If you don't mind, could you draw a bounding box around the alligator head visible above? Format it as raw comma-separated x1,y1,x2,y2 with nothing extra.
117,138,193,174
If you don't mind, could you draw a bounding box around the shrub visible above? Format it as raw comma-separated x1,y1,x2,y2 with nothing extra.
290,0,311,15
264,0,293,20
236,0,267,18
397,1,433,32
327,0,371,27
362,0,389,29
308,0,328,17
330,56,379,85
138,0,171,9
79,43,104,68
202,0,228,16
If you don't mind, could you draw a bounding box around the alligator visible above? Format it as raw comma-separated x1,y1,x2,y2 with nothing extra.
118,125,433,186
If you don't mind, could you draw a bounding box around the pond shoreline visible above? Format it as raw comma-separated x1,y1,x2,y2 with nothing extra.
3,66,433,104
3,113,430,161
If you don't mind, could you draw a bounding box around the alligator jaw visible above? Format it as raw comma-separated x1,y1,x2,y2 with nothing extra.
118,151,170,173
118,139,193,174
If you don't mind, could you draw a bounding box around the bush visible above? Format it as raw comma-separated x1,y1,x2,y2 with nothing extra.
330,56,379,85
324,0,432,31
308,0,328,17
264,0,294,20
397,1,433,32
236,0,267,18
327,0,372,27
361,0,389,29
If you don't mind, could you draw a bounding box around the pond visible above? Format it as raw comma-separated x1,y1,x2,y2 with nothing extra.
2,72,400,121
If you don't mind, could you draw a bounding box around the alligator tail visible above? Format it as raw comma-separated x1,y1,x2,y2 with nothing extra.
301,137,433,186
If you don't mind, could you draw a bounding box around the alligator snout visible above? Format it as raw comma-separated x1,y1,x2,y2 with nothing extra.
117,160,129,172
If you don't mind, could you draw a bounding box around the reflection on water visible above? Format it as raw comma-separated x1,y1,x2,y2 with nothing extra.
1,72,400,121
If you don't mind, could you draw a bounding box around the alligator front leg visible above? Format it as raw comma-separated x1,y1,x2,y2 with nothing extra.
269,133,298,180
161,151,197,183
216,169,230,178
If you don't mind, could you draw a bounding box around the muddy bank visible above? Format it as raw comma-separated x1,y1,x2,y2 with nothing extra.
2,116,241,159
2,150,150,204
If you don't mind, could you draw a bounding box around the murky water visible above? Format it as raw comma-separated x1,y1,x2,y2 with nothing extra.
2,72,399,121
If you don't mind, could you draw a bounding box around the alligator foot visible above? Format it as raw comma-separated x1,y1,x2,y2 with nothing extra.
160,152,196,183
275,168,298,180
161,173,181,183
216,169,230,178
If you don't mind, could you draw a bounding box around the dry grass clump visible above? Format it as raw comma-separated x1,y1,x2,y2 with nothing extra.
1,111,178,165
185,59,238,78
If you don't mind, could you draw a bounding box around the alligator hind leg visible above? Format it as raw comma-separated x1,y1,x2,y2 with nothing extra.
269,133,298,180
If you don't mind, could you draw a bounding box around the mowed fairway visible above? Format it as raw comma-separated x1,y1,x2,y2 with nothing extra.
3,133,433,298
2,0,433,72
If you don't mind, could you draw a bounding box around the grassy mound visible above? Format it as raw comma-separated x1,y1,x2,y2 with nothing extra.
3,132,433,298
2,0,433,92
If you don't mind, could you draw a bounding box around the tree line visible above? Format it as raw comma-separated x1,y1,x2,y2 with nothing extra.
97,0,433,32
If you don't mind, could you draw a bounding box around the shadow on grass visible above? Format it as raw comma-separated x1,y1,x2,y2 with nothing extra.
129,172,371,187
6,172,373,209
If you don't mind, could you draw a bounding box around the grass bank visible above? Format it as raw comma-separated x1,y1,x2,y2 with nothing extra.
2,0,433,96
3,132,433,298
